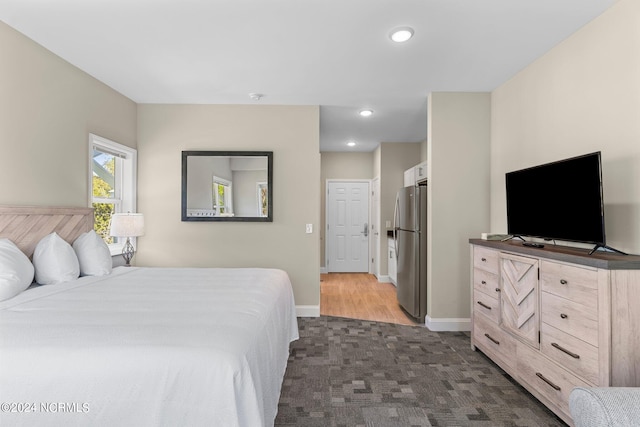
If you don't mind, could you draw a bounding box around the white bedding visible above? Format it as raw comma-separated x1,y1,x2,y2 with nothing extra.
0,267,299,427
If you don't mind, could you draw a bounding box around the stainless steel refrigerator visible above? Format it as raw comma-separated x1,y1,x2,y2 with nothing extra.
393,184,427,320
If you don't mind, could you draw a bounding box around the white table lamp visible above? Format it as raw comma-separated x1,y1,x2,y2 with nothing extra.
109,213,144,266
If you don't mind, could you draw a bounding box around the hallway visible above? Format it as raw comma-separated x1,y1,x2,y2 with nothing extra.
320,273,419,326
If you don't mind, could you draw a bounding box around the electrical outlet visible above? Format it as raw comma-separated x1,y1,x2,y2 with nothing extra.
306,224,313,234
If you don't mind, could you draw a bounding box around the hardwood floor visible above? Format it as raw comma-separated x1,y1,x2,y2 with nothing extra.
320,273,419,326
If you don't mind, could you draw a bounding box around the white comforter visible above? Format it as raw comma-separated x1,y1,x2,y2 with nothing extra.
0,267,299,427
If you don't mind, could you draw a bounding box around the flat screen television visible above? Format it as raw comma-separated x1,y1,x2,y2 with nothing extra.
505,152,606,247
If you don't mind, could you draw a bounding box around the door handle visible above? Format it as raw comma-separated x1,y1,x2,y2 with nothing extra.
363,222,368,237
393,194,399,231
393,194,399,257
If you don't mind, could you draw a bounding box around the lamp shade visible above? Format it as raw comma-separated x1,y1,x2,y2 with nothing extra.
109,213,145,237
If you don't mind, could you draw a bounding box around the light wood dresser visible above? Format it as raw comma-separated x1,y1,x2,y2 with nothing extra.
469,239,640,425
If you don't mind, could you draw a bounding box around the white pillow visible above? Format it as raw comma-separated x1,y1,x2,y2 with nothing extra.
73,230,112,276
33,232,80,285
0,239,35,301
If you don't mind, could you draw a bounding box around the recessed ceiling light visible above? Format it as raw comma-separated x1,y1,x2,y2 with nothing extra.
389,27,414,43
359,109,374,117
347,141,356,147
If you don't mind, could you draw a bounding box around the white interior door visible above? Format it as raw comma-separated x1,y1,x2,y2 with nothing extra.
327,181,369,272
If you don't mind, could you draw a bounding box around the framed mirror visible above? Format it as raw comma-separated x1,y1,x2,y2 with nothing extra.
181,151,273,222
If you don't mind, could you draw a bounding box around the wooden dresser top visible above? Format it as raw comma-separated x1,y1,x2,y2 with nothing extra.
469,238,640,270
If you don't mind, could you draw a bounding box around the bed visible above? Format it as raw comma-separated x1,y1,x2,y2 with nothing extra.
0,206,299,427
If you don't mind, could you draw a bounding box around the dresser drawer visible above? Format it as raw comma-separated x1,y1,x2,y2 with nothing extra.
473,289,500,323
517,342,591,417
541,292,598,347
473,312,517,372
473,246,499,275
541,322,599,385
473,268,500,299
540,260,598,311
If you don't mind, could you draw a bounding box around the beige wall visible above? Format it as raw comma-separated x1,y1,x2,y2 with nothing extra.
491,0,640,255
419,139,428,162
136,104,321,308
0,21,137,207
320,152,374,268
427,92,491,324
373,145,382,179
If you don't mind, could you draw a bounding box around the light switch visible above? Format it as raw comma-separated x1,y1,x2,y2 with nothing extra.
306,224,313,233
385,220,391,228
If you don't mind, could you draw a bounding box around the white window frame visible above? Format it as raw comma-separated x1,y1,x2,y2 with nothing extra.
88,133,137,256
212,176,233,215
256,181,268,217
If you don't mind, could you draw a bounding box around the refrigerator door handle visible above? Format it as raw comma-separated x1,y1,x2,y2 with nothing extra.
393,194,399,258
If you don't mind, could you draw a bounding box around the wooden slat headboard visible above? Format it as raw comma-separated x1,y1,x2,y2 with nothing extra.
0,206,94,258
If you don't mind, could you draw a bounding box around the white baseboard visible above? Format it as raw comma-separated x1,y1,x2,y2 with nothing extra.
322,268,393,280
425,316,471,332
296,305,320,317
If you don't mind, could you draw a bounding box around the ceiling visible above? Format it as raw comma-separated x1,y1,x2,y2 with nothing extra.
0,0,618,152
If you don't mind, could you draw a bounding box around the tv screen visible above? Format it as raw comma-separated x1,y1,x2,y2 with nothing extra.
505,152,605,245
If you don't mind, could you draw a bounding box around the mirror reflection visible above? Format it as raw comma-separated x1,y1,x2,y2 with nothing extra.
181,151,273,222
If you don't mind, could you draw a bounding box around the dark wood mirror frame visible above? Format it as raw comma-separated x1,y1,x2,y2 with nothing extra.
181,151,273,222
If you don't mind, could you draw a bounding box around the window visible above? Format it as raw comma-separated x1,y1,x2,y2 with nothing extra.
212,176,233,215
257,182,268,217
89,134,137,253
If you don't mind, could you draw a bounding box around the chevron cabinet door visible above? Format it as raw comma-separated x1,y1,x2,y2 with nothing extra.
500,253,539,348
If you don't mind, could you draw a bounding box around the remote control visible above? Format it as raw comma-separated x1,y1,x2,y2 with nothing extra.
523,242,544,248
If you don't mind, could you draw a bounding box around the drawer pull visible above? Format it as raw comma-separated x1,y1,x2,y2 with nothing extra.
560,279,568,285
484,333,500,345
481,257,487,262
535,372,561,391
560,313,568,319
495,288,501,292
477,301,491,310
551,342,580,359
481,280,486,285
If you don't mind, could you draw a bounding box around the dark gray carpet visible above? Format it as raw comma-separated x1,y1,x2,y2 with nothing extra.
275,316,566,427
